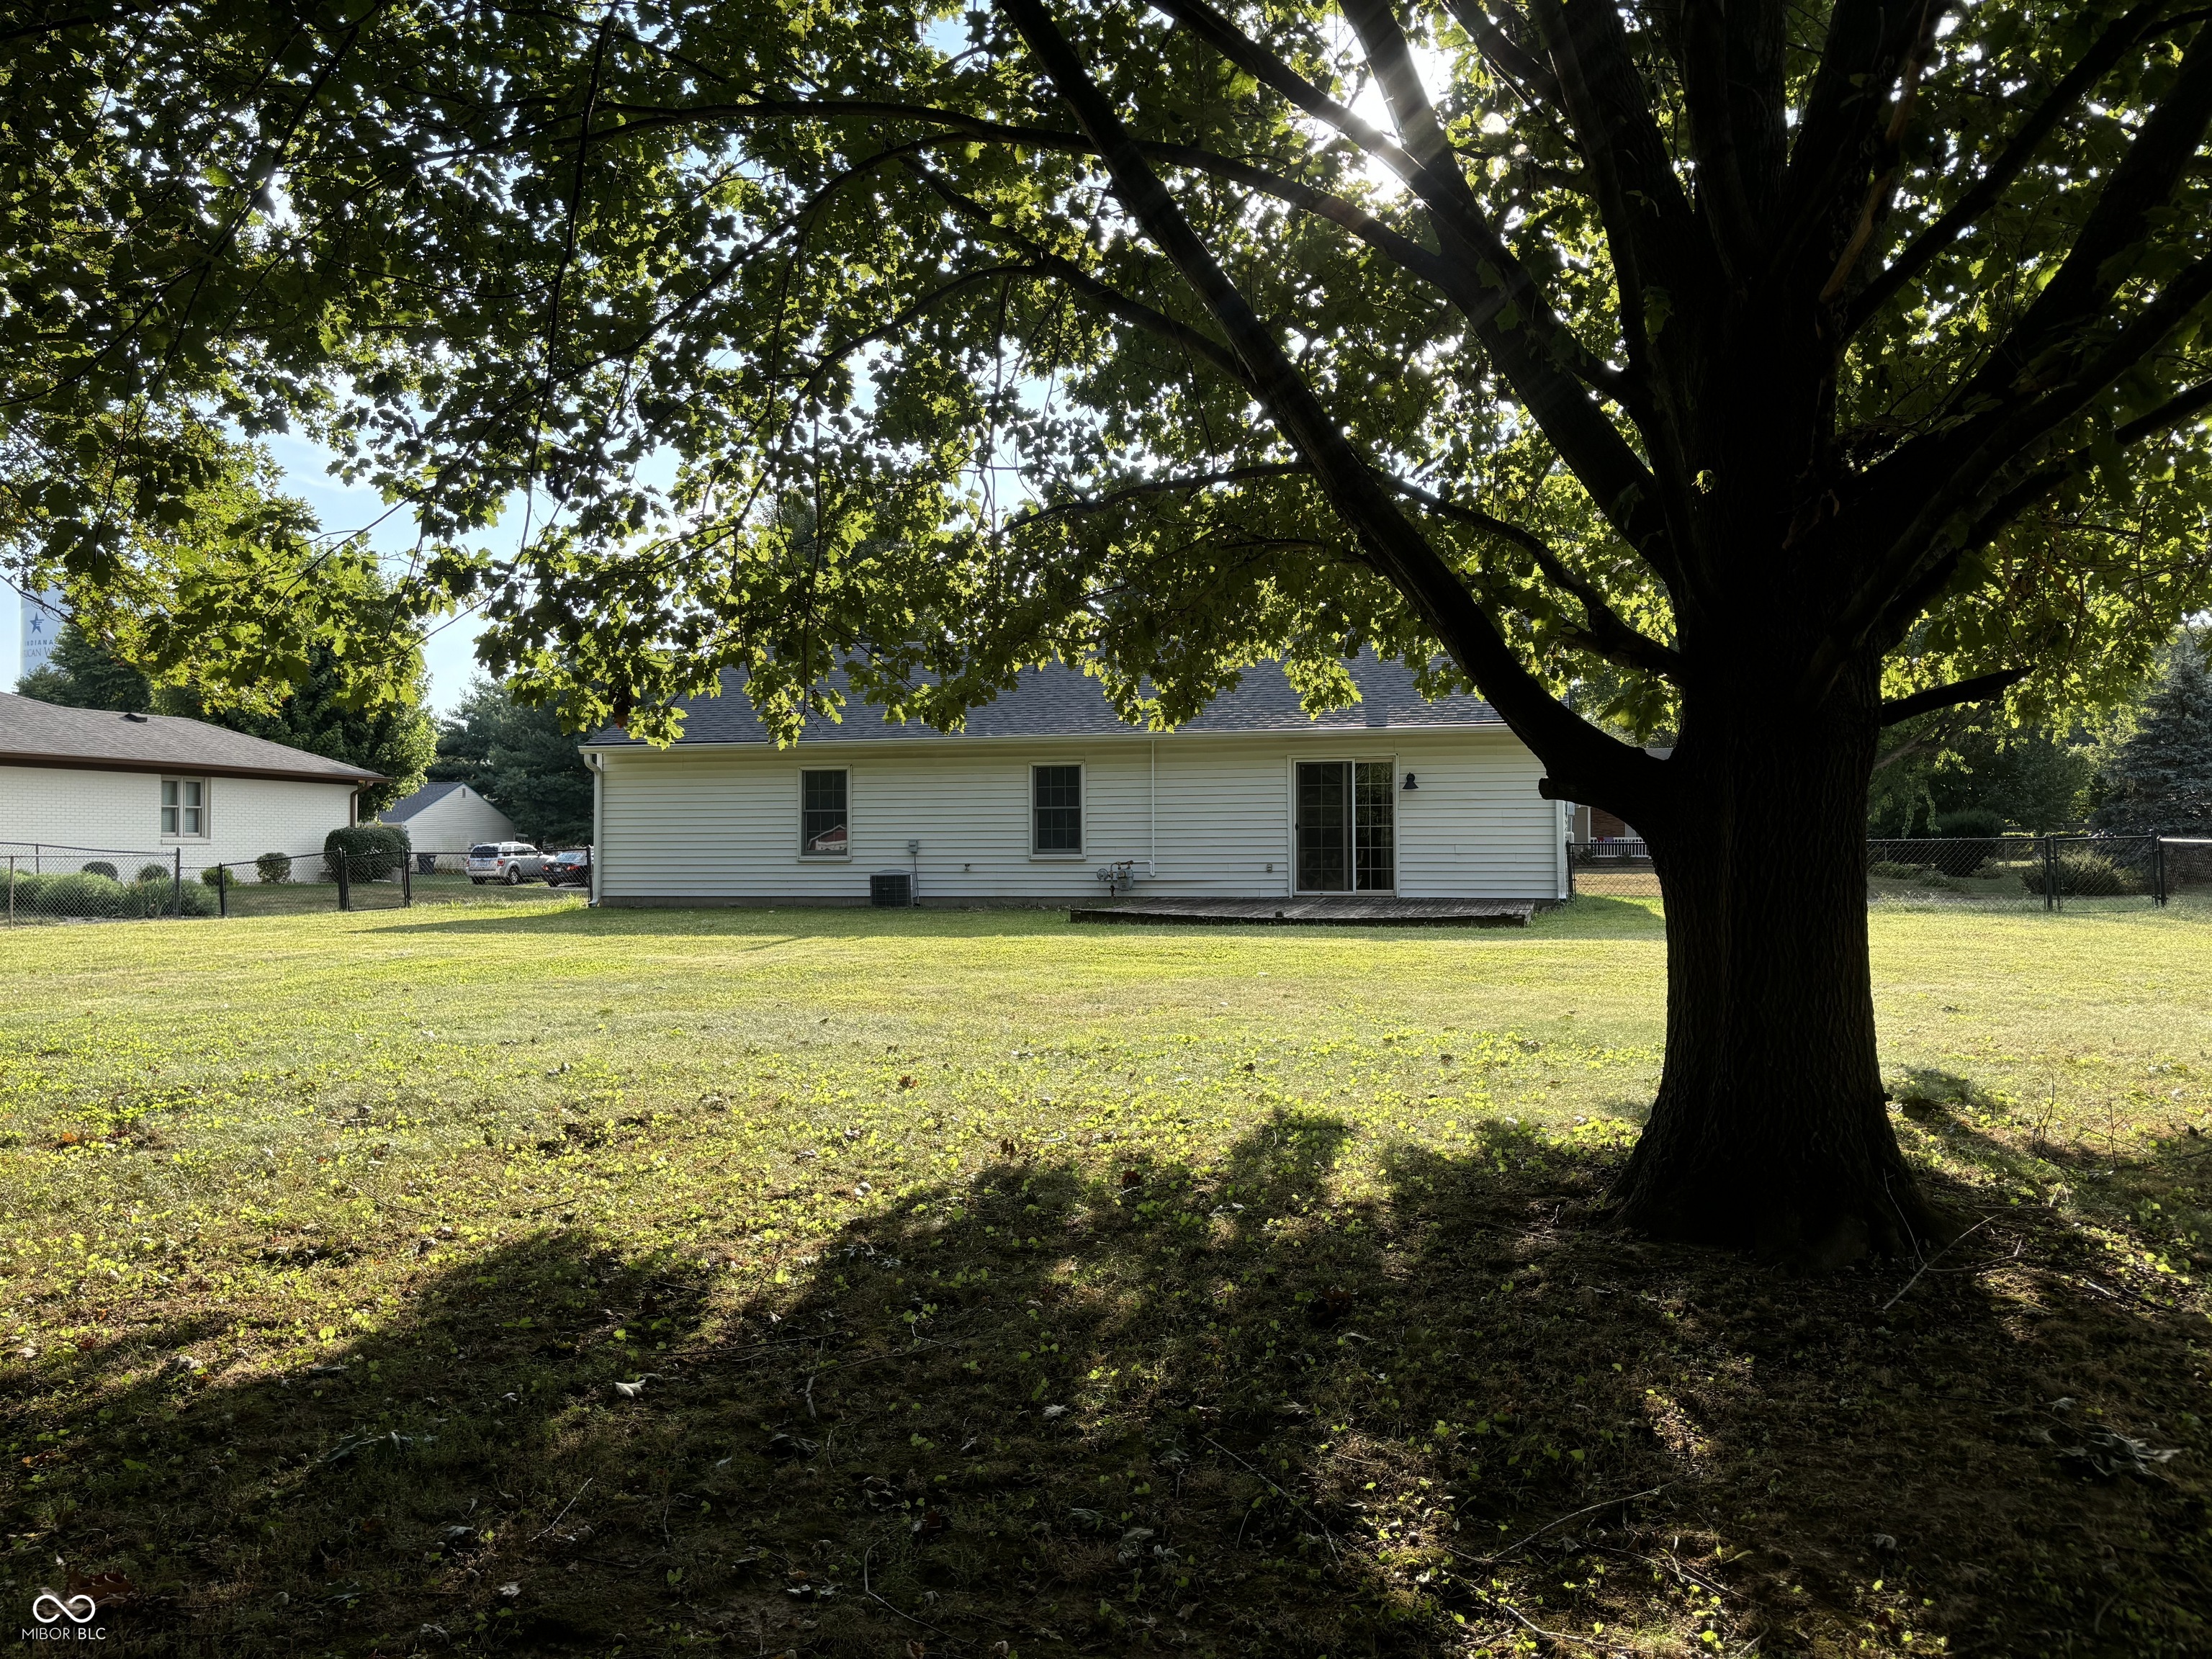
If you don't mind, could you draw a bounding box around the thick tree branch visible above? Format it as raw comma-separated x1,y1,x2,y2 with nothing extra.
1816,0,1946,305
1868,374,2212,640
1820,254,2212,691
1845,0,2175,331
1443,0,1564,106
1382,475,1685,679
1878,667,2030,724
1676,0,1763,270
996,0,1664,817
1141,0,1673,563
1005,464,1310,529
902,161,1255,386
1527,0,1704,565
596,101,1493,349
1956,22,2212,404
1775,0,1946,289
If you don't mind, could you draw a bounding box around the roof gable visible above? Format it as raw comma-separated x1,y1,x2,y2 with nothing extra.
381,780,467,821
587,656,1499,747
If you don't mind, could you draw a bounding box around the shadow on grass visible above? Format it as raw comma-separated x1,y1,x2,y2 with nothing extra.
366,899,1676,945
6,1113,2206,1656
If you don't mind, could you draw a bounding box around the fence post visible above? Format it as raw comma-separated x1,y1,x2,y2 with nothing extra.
6,856,12,928
2043,835,2058,912
336,853,353,913
172,848,183,919
2154,837,2168,907
217,862,228,919
401,853,413,908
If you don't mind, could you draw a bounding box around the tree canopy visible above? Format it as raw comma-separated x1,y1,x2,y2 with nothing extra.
16,0,2212,1250
428,679,597,848
7,0,2210,756
2095,632,2212,831
14,622,156,714
17,622,438,814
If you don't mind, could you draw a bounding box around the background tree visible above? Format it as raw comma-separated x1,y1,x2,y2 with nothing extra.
14,623,153,714
1868,716,2098,837
166,647,439,817
429,680,596,848
14,0,2212,1258
2094,634,2212,832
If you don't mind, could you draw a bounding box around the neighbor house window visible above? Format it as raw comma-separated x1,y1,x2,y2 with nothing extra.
161,778,207,838
1032,764,1083,853
801,768,850,855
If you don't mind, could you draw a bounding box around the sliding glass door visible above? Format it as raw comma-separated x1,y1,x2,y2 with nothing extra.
1295,761,1395,892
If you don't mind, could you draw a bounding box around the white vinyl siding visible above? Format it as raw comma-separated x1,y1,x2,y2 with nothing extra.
595,726,1563,904
379,786,517,853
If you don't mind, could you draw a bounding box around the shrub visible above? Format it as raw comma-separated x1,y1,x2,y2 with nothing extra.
2014,851,2139,896
81,860,120,880
14,872,216,920
1933,807,2008,839
136,862,171,884
2056,853,2131,896
255,852,293,884
324,823,410,881
1869,860,1929,881
200,866,225,886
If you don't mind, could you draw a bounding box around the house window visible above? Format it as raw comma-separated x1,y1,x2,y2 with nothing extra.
161,778,207,839
1032,764,1083,853
800,768,849,855
1295,761,1393,891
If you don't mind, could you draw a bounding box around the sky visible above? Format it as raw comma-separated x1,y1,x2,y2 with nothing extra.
5,431,490,715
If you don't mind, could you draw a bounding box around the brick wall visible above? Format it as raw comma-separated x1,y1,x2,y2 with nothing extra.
0,765,358,877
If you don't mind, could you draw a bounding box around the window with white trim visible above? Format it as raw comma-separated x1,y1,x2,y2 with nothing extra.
800,768,850,855
1032,764,1084,853
161,777,208,839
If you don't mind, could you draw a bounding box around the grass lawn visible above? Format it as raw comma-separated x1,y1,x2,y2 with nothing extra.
2,900,2207,1657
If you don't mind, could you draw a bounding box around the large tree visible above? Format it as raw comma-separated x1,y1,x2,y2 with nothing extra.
428,678,596,848
2095,633,2212,831
9,0,2212,1259
15,623,155,713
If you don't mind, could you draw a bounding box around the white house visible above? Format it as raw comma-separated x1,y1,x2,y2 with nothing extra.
0,693,379,876
580,658,1569,907
378,781,518,853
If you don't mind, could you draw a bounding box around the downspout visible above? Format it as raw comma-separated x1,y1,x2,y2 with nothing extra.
585,750,606,906
1148,739,1156,879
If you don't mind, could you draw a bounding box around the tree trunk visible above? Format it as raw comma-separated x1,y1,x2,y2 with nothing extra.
1609,688,1946,1267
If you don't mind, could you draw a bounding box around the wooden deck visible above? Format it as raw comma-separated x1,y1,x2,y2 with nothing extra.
1067,896,1539,927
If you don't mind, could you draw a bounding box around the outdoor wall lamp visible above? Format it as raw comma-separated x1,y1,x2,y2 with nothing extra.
1402,772,1419,791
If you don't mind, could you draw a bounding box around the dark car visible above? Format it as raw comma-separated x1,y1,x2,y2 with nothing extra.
544,848,592,888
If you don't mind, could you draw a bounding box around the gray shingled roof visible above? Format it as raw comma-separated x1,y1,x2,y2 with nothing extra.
0,693,382,781
586,655,1501,747
381,780,467,821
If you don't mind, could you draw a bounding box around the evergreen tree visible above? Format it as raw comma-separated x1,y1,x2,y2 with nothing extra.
20,623,434,815
429,679,594,848
1869,717,2095,837
177,645,437,817
2096,639,2212,833
14,624,153,712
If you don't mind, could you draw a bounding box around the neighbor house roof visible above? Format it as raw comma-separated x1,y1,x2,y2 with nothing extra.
0,693,383,783
380,780,468,821
585,655,1502,748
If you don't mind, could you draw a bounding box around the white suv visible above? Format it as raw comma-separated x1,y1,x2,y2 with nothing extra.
467,842,547,885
